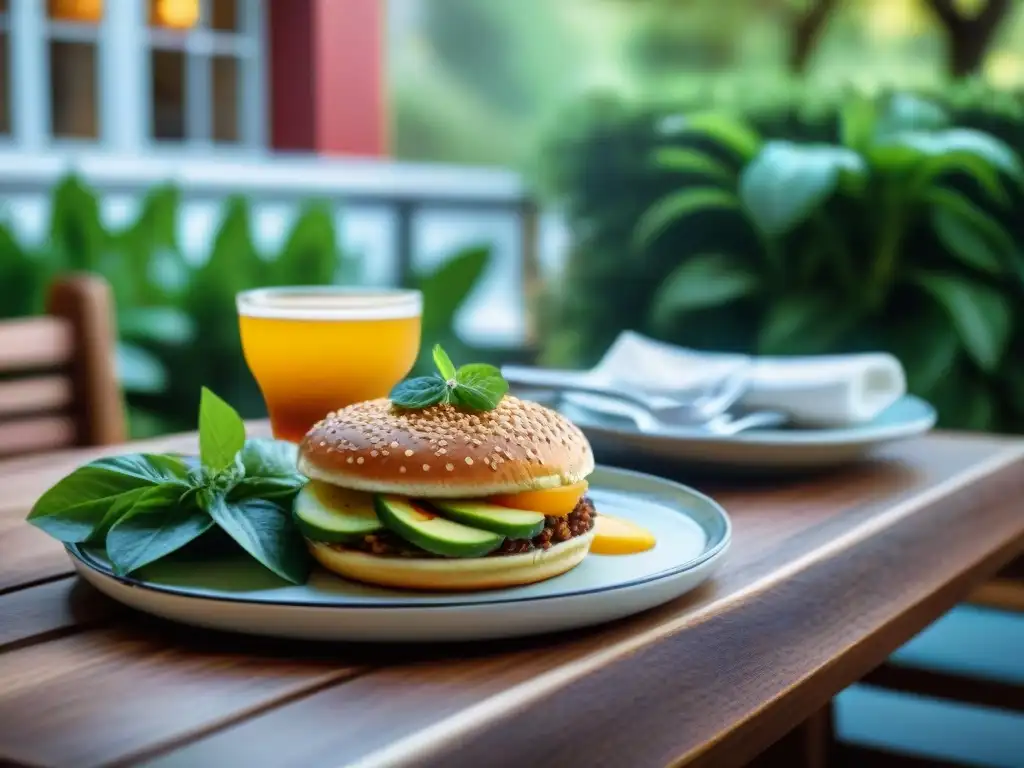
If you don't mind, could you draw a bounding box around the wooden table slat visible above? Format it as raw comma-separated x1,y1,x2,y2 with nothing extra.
0,577,120,652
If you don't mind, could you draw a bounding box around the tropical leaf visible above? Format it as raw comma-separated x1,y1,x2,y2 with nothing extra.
633,188,741,250
926,187,1014,275
650,254,758,328
912,272,1011,372
652,147,735,185
874,94,950,138
739,142,865,237
659,112,762,161
756,295,860,355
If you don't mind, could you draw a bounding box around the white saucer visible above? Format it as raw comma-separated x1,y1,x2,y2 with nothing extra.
66,466,731,643
560,394,937,472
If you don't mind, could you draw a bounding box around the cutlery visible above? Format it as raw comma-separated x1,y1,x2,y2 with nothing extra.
501,364,752,426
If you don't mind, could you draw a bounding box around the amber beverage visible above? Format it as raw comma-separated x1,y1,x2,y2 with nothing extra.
237,287,423,443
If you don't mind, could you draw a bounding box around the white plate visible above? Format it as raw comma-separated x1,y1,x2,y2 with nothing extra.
560,394,937,472
66,466,731,643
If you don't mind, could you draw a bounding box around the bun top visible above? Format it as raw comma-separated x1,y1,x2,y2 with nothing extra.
297,395,594,497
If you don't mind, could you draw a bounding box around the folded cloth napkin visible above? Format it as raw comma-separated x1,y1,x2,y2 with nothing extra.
589,331,907,427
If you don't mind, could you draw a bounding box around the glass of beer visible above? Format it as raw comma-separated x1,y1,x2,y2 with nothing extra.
236,287,423,443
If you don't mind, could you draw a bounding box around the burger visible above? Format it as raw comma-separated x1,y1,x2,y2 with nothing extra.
292,395,597,591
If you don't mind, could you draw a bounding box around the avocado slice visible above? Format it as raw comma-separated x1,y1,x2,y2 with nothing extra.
374,495,504,558
430,500,545,539
293,482,384,543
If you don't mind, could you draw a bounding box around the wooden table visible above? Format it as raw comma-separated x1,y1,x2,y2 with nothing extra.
1,428,1023,768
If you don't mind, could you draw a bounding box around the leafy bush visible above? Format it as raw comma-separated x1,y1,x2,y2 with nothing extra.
0,176,494,437
538,81,1024,432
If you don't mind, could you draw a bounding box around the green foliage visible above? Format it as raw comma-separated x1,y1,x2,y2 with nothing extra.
0,176,492,438
539,80,1024,433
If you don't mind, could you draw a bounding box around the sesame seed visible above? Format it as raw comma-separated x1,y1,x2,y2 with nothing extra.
381,450,390,456
446,463,454,471
422,464,430,471
346,457,354,464
465,457,474,465
437,448,447,455
399,466,407,473
405,449,414,457
370,450,379,457
391,441,399,448
356,457,365,465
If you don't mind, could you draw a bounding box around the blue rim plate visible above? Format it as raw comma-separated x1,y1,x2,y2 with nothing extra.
64,465,732,642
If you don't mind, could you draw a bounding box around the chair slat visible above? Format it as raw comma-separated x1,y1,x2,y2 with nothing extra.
0,416,78,458
0,318,74,372
0,376,74,418
967,578,1024,613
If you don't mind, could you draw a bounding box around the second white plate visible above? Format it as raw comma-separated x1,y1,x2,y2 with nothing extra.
560,394,937,472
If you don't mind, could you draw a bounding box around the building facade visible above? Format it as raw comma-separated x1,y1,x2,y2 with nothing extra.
0,0,543,349
0,0,385,157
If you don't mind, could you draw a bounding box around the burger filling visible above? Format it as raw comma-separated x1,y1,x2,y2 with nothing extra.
336,495,597,559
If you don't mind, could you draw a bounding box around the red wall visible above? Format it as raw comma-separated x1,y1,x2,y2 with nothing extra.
268,0,386,156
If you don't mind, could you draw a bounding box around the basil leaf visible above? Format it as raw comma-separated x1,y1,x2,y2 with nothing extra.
204,495,310,584
199,386,246,472
390,375,449,409
27,453,191,543
229,476,305,504
432,343,457,381
107,485,213,576
453,363,509,411
239,439,299,479
88,487,149,543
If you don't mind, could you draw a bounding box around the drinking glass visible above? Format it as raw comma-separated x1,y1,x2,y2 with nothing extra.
236,286,423,443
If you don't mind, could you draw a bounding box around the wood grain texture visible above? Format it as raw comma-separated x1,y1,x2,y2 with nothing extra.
0,626,361,767
0,578,120,651
0,416,78,460
0,430,1022,768
0,376,73,418
44,274,127,446
0,317,73,372
141,435,1024,768
861,662,1024,712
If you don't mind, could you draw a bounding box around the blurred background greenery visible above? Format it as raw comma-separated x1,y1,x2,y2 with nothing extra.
391,0,1024,435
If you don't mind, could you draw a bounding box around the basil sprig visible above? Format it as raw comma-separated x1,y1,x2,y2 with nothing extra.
390,344,509,411
27,387,309,584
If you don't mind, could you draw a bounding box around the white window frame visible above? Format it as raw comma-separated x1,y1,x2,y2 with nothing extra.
3,0,265,154
144,0,266,151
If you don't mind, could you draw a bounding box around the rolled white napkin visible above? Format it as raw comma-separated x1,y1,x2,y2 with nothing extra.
590,331,907,427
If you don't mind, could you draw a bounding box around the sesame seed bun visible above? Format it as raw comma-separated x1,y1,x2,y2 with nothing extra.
297,395,595,497
306,529,595,591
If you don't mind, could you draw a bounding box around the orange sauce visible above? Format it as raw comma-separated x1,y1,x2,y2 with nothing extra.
590,515,657,555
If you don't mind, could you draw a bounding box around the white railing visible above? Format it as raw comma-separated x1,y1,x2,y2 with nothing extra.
0,148,563,349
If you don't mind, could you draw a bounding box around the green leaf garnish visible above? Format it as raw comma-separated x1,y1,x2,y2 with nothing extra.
203,494,310,585
390,375,450,409
390,344,508,412
106,485,213,575
26,386,312,584
452,363,509,411
198,386,246,473
432,343,457,381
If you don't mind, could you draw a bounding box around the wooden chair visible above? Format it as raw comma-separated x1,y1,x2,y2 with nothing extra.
0,273,126,458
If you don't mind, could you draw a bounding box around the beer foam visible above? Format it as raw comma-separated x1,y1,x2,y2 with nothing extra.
236,288,422,321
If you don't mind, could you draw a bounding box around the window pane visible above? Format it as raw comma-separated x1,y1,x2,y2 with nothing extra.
50,41,98,138
210,0,238,31
149,0,198,29
48,0,103,22
0,33,8,135
212,55,238,143
151,49,186,140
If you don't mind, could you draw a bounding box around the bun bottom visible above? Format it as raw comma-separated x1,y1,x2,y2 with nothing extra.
307,529,596,592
